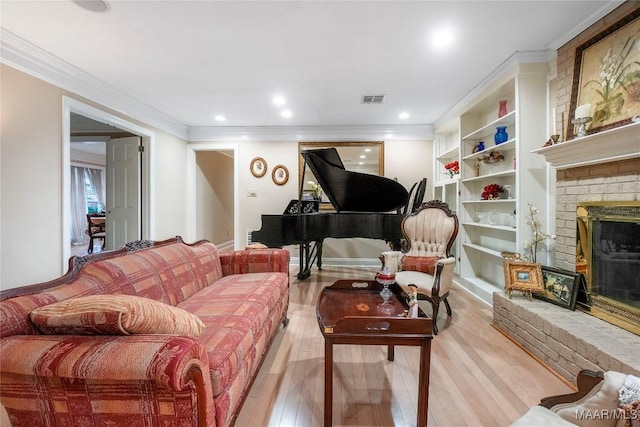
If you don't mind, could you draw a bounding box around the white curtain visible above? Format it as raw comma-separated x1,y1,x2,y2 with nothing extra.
86,168,105,212
70,166,88,245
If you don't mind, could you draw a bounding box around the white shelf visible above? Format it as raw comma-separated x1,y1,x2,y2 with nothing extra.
462,222,516,232
434,176,459,187
462,242,504,258
461,111,516,141
462,170,515,183
437,145,459,160
462,198,516,204
453,276,501,305
462,139,515,161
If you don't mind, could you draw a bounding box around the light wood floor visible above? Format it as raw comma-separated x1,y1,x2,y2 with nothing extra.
235,266,573,427
0,265,573,427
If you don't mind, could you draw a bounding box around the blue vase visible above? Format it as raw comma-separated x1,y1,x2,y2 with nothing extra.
494,126,508,144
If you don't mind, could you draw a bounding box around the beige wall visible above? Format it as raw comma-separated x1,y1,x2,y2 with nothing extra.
236,138,433,259
1,64,190,289
195,151,234,244
1,63,434,289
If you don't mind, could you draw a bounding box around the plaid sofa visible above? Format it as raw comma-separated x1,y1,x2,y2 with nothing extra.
0,237,290,427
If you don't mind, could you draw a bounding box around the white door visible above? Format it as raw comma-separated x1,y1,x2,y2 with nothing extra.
106,136,141,249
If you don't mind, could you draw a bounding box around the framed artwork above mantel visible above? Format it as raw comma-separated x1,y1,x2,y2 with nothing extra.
567,7,640,140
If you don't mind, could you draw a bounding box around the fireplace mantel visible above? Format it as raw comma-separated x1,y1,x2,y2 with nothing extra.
531,122,640,170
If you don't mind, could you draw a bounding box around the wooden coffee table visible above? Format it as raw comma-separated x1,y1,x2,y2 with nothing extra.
316,279,433,427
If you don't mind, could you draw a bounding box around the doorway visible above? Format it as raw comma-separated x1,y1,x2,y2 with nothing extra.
62,97,155,272
188,144,239,250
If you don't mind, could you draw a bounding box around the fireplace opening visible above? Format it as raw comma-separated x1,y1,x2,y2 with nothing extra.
576,202,640,335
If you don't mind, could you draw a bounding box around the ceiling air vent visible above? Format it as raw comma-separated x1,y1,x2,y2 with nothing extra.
361,94,385,104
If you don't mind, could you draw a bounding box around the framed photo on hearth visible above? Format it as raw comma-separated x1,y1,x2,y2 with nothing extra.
534,266,582,310
503,260,544,300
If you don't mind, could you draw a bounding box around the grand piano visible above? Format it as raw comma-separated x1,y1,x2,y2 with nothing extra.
251,147,411,280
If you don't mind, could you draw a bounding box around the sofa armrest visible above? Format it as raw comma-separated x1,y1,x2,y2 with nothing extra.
1,334,214,426
1,334,211,390
540,370,605,409
219,248,290,276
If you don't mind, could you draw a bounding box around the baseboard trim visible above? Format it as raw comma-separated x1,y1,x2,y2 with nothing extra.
290,257,381,268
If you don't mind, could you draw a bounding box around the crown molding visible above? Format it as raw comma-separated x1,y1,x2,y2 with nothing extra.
0,28,189,140
188,124,433,142
434,50,548,129
2,28,431,143
547,1,626,50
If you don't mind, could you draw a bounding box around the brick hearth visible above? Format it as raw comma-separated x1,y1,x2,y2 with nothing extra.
492,156,640,384
493,292,640,383
491,156,640,384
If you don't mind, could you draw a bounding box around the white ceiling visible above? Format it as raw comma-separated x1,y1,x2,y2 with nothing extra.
0,0,619,135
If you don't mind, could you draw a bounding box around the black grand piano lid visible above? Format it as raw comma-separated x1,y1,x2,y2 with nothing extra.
301,147,409,213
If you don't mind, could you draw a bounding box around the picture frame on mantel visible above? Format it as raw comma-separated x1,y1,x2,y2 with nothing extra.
567,8,640,140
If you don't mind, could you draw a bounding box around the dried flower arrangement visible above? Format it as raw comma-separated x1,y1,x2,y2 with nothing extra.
523,204,555,263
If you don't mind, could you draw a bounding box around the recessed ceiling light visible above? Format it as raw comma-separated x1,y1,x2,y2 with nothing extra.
214,115,226,122
72,0,110,13
360,155,366,159
385,133,394,139
281,110,292,118
399,112,410,119
273,95,286,106
431,27,454,48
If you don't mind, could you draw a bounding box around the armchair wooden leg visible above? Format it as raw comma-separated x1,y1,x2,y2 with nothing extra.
88,238,93,254
431,301,440,335
443,298,452,316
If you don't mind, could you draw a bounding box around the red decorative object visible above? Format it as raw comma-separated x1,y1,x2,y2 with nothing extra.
444,160,459,177
498,100,508,118
481,183,504,200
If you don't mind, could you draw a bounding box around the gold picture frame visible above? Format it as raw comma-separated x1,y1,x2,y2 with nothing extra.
250,157,267,178
503,260,544,300
568,8,640,140
298,141,384,210
272,164,289,186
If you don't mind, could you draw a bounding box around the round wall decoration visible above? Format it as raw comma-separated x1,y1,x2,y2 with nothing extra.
272,165,289,185
250,157,267,178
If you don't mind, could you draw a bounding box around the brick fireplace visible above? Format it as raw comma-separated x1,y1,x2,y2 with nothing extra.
492,3,640,384
493,123,640,383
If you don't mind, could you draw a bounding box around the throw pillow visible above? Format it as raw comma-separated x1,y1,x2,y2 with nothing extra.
402,256,441,275
31,295,205,337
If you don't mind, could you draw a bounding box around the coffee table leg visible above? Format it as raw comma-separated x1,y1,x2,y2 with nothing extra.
416,339,431,427
324,339,333,427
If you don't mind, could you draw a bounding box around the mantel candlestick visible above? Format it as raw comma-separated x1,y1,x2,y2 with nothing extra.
571,117,592,138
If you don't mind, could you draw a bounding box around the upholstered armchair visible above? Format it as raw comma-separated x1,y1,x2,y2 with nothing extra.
381,200,459,334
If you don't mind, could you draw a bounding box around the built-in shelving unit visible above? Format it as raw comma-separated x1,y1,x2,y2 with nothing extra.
433,121,461,273
433,60,549,304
